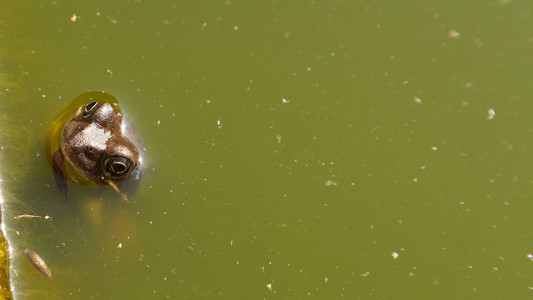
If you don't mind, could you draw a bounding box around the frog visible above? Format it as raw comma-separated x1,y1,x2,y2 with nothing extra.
45,91,142,200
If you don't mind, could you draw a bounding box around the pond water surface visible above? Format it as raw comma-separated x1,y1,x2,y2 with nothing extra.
2,1,533,299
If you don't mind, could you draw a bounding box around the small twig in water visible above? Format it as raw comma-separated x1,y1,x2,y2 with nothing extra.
14,214,43,220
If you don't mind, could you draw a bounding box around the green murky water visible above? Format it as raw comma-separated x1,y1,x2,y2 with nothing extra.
2,1,533,299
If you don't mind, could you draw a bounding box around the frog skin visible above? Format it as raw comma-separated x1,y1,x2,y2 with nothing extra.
46,91,141,200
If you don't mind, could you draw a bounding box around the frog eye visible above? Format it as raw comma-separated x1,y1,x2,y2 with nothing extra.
83,101,99,118
104,157,132,177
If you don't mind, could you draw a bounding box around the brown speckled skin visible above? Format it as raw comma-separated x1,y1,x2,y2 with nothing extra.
61,102,139,184
52,101,140,200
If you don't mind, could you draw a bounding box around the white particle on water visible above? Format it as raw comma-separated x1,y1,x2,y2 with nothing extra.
487,108,496,120
281,98,289,104
448,29,460,38
392,252,399,259
117,243,122,249
325,180,338,186
527,252,533,260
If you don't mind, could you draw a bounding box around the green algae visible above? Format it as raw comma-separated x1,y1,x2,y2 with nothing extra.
0,227,12,299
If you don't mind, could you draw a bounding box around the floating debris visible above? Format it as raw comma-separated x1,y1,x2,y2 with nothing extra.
14,214,43,220
24,249,52,278
487,108,496,120
325,180,338,187
392,252,399,259
448,29,460,38
70,13,79,23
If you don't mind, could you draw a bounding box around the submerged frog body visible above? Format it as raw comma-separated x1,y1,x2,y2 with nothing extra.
46,91,141,200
